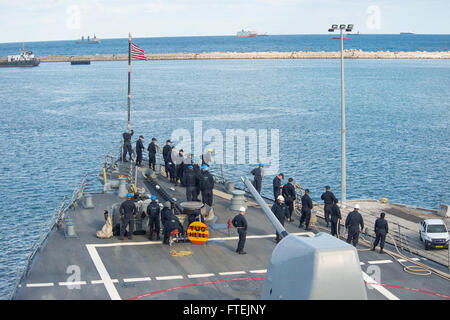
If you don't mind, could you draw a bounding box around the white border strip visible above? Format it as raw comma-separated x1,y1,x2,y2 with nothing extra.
187,273,215,279
368,260,393,265
218,271,246,276
249,269,267,274
26,282,54,288
155,275,184,280
59,281,87,286
123,277,152,283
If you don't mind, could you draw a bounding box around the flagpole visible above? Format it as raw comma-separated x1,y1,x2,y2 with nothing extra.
127,33,132,133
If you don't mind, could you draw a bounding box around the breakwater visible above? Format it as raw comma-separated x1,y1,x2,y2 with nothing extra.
17,50,450,62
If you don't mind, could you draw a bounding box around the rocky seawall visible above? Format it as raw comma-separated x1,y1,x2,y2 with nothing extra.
2,50,450,62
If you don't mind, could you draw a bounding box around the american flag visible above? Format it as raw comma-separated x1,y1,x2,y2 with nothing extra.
131,43,147,60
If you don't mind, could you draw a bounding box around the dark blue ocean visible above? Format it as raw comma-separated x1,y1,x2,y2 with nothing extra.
0,35,449,299
1,34,450,57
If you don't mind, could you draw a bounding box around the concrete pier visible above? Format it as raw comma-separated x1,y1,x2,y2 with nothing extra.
2,50,449,63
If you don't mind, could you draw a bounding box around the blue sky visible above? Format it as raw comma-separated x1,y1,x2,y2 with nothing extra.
0,0,449,42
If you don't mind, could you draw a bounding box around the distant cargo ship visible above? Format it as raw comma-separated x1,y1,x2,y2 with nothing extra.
0,46,39,67
76,34,101,44
236,29,257,38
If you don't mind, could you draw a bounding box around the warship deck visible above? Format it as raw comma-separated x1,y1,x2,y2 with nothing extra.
15,160,450,300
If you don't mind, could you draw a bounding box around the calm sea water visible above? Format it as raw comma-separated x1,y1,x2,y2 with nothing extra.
0,36,449,299
1,34,450,57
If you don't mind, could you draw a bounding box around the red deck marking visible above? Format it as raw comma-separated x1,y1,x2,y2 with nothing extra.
365,282,450,299
127,276,265,300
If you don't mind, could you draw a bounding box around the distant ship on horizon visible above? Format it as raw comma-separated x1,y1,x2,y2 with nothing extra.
76,34,101,44
400,31,416,34
236,29,257,38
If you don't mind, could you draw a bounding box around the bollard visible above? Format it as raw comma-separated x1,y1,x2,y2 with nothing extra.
117,177,128,198
229,190,247,211
65,218,77,238
83,193,94,209
224,181,235,194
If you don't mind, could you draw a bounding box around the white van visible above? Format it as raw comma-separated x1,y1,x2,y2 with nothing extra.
419,219,449,250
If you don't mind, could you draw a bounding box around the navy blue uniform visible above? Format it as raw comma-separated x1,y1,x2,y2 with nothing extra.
282,183,296,220
119,199,137,238
162,144,172,178
183,169,199,201
321,191,337,226
199,171,215,206
251,167,263,193
272,201,289,241
373,217,389,249
330,203,342,236
122,130,134,161
135,139,145,166
147,142,157,170
273,177,282,200
163,215,184,244
146,201,161,240
345,210,364,246
299,194,313,228
232,214,248,253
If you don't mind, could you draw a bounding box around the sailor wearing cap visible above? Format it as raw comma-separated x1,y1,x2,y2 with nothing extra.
250,163,264,194
232,207,248,254
345,204,365,246
119,192,137,240
372,212,389,253
145,195,161,240
162,140,172,178
135,135,145,167
271,195,289,243
321,185,338,227
147,137,157,171
299,189,313,230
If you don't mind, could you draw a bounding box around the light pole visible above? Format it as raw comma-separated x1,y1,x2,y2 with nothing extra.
328,24,353,204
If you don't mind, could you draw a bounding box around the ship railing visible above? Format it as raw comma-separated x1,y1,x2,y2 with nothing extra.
9,172,94,300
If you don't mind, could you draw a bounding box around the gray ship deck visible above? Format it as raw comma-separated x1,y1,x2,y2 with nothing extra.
16,161,450,300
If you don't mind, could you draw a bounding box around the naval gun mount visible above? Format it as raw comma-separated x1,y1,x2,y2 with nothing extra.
242,177,368,300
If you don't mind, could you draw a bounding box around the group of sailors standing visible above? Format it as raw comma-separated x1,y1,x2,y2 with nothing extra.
123,130,216,207
249,168,389,252
122,130,389,253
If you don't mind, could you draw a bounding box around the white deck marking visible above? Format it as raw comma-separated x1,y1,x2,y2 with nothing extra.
249,269,267,274
91,279,119,284
361,271,400,300
218,271,246,276
123,277,152,283
207,232,314,242
360,262,366,265
367,260,393,265
397,258,420,263
187,273,215,279
86,244,121,300
58,281,87,286
155,275,184,280
26,282,54,288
